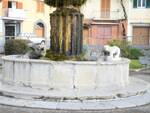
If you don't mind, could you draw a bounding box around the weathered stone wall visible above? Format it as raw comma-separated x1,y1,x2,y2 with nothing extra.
1,55,130,90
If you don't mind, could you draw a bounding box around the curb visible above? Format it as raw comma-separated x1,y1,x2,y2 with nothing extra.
0,91,150,110
130,67,150,73
0,77,149,110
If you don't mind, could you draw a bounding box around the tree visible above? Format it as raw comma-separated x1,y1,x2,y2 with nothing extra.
120,0,128,37
44,0,87,56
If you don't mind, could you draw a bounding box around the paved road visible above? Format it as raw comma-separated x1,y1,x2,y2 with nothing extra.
0,71,150,113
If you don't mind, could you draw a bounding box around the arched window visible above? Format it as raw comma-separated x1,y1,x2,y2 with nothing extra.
35,22,45,38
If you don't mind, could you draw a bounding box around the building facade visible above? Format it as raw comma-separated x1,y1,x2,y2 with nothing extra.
0,0,150,53
0,0,53,52
81,0,127,46
127,0,150,47
81,0,150,48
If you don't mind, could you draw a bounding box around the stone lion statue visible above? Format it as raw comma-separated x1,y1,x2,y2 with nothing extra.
24,43,46,59
103,45,121,61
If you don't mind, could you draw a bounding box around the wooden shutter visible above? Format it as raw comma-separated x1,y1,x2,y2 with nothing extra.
40,2,44,12
35,23,44,37
16,2,23,9
83,28,89,38
37,1,44,12
98,26,103,38
133,27,149,45
133,0,137,8
104,26,112,38
37,1,40,12
2,0,8,8
146,0,150,8
35,27,44,37
101,0,110,18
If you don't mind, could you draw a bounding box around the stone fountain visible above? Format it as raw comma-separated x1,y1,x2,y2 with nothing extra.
0,45,150,110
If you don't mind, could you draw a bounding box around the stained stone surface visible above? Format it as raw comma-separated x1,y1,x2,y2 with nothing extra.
0,75,149,110
1,55,130,90
0,55,150,111
0,68,150,112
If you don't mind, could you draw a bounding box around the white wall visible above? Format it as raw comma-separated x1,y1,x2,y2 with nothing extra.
81,0,126,20
128,0,150,23
81,0,100,19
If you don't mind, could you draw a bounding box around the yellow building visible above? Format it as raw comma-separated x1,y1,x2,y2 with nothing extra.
81,0,150,47
0,0,150,53
0,0,54,52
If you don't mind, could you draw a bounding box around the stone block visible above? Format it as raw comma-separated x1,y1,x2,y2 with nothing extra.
30,63,50,88
74,64,97,89
50,63,74,89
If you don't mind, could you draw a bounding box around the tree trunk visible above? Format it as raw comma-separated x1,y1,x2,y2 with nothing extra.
50,8,83,56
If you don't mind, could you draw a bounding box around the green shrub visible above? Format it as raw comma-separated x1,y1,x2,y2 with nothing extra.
44,0,87,7
45,49,87,61
108,40,143,59
129,48,144,59
5,39,29,55
45,50,69,61
130,60,144,69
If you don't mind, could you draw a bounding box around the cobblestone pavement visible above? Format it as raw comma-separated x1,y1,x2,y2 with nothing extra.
0,71,150,113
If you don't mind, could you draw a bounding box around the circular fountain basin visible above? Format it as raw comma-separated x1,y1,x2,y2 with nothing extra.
1,55,150,110
1,55,130,90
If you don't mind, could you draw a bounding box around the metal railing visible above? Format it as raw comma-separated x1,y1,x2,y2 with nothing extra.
5,36,15,40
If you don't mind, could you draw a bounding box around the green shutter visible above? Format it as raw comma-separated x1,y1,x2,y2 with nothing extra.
133,0,137,8
146,0,150,8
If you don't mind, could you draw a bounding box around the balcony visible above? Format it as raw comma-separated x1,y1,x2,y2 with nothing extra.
3,8,26,20
88,10,124,20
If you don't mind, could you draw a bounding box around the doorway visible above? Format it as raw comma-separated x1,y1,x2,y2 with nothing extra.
35,22,45,38
5,24,16,40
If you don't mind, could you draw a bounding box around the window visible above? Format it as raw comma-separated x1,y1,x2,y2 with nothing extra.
8,1,12,8
8,1,16,9
137,0,146,8
2,0,23,9
146,0,150,8
37,1,44,13
133,0,150,8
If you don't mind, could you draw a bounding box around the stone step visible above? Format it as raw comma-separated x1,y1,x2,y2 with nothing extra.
0,77,149,102
0,85,150,110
